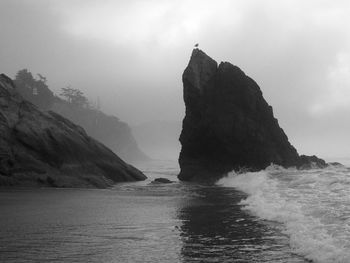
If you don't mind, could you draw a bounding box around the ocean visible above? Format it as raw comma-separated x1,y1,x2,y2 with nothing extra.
0,160,349,263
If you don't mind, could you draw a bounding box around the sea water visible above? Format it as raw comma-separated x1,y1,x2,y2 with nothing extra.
218,164,350,263
0,160,347,262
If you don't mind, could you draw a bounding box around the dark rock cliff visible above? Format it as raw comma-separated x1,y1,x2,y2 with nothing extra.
178,49,325,181
0,74,146,187
13,70,149,164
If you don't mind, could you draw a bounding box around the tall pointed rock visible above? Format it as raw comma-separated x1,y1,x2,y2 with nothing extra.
178,49,301,181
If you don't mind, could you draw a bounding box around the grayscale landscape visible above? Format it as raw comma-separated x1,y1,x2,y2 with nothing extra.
1,1,350,262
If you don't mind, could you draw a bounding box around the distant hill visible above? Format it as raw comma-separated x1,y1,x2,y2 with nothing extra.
132,120,182,161
13,69,149,164
51,101,149,163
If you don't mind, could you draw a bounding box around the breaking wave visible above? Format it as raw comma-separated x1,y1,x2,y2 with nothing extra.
217,164,350,263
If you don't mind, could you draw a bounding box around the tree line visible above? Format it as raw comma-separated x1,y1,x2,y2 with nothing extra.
14,69,97,109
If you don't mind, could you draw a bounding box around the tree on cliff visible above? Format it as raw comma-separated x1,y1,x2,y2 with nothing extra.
14,69,54,109
60,86,89,108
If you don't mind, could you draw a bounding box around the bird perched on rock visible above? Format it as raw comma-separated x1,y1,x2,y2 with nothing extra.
194,43,199,48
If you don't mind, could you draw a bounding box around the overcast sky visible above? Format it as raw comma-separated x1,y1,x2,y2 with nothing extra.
0,0,349,160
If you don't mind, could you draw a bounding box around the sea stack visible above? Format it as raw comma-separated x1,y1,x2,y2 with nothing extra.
178,49,324,181
0,74,146,187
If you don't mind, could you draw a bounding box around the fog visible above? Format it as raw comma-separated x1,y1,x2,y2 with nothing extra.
1,0,350,160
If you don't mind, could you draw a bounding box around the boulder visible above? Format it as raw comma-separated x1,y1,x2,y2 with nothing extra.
151,178,173,184
298,155,327,169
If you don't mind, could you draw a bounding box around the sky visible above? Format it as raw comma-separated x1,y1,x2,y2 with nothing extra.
0,0,349,160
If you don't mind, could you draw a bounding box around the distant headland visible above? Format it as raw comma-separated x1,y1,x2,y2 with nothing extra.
0,74,146,188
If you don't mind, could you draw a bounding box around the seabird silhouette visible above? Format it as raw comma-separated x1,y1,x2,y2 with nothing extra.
194,43,199,47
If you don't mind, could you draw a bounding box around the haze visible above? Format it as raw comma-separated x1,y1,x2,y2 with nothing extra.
0,0,349,161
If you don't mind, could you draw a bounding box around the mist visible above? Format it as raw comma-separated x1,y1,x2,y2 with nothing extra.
1,0,350,160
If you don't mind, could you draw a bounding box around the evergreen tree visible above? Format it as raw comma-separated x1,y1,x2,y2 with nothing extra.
60,86,89,108
14,69,54,109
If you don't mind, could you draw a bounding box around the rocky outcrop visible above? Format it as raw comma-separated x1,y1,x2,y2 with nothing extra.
151,178,173,184
178,49,326,181
0,74,146,187
298,155,327,169
13,70,149,164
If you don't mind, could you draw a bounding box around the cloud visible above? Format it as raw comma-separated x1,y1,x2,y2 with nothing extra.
310,52,350,116
54,0,239,49
1,0,350,158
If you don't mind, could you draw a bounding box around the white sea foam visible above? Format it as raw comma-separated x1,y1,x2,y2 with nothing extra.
217,165,350,263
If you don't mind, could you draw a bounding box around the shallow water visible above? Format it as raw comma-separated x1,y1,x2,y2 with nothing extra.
0,160,315,262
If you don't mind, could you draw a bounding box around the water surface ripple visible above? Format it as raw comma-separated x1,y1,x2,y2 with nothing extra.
0,161,309,262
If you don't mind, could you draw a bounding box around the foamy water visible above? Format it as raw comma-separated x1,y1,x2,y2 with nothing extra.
217,164,350,263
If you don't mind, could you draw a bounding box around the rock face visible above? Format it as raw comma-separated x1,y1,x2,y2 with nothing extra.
13,70,149,164
0,74,146,187
178,49,324,181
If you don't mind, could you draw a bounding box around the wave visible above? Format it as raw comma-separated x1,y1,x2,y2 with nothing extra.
217,164,350,263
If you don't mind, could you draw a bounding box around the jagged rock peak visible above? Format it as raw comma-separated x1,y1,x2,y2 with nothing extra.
184,48,218,93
